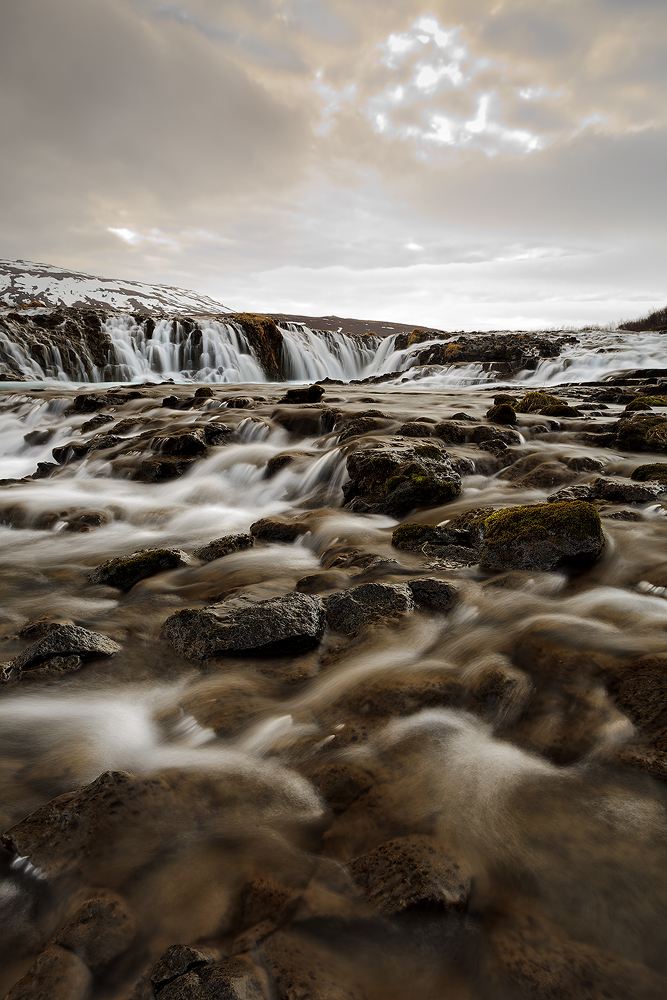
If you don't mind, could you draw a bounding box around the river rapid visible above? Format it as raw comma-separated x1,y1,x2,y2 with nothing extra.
1,330,667,999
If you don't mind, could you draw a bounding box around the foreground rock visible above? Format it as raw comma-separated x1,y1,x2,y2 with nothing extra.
90,548,191,589
325,583,415,633
347,835,471,916
193,533,253,561
343,438,461,516
480,501,605,572
163,593,327,658
1,624,121,684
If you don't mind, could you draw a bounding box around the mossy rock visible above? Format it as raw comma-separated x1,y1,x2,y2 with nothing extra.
630,463,667,485
232,313,284,380
486,403,517,425
624,396,667,412
343,440,461,517
539,405,580,417
194,386,214,398
391,523,439,549
89,548,189,589
193,533,253,562
493,394,518,406
616,413,667,452
514,391,562,413
479,501,604,572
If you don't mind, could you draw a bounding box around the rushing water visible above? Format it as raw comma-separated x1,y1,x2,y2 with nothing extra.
1,338,667,998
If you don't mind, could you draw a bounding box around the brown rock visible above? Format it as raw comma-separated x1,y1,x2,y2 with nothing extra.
5,945,93,1000
55,892,137,973
347,835,471,916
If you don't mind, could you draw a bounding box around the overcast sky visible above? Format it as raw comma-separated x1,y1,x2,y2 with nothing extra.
1,0,665,329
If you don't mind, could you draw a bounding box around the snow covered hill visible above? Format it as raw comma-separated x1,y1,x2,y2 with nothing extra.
0,259,232,315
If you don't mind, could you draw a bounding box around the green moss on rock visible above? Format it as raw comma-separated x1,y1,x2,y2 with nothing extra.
539,405,581,417
486,403,517,424
616,413,667,452
391,523,439,549
624,396,667,412
480,501,604,572
493,394,518,406
630,463,667,485
515,391,563,413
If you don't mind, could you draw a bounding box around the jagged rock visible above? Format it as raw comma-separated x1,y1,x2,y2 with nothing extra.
55,892,137,973
249,516,310,543
51,440,91,464
347,835,471,916
134,455,197,482
4,944,93,1000
631,462,667,485
280,384,325,404
89,548,190,589
151,945,217,994
479,501,604,572
151,428,208,456
486,403,517,424
548,477,662,505
193,534,253,562
342,439,461,516
325,583,414,633
1,624,121,683
407,577,458,612
32,461,59,479
163,593,327,658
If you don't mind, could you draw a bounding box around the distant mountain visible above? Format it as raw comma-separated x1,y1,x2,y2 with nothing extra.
0,259,232,315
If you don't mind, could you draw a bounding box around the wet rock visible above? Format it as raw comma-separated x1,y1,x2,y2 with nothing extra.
151,428,208,456
347,835,471,916
396,420,436,437
249,516,310,543
24,428,55,446
135,455,197,482
32,461,59,479
540,404,581,417
271,407,325,436
68,392,111,414
615,412,667,452
325,583,415,633
193,533,253,562
339,416,392,441
202,422,233,446
296,571,349,594
432,420,464,444
564,455,604,473
468,424,522,445
51,440,91,464
624,395,667,411
610,656,667,738
407,577,458,613
194,385,214,397
89,548,190,589
1,624,121,683
63,510,109,532
4,944,93,1000
330,668,465,721
486,403,517,424
493,393,518,405
514,391,563,413
233,312,284,381
548,477,662,505
498,454,578,490
602,509,644,521
305,762,375,815
631,462,667,485
413,334,561,370
55,892,137,973
479,501,605,572
280,384,325,404
151,944,217,994
163,593,327,658
342,438,461,517
226,396,255,409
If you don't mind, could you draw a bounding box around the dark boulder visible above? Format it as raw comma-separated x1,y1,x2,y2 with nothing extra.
1,624,121,684
615,413,667,452
162,593,327,658
631,462,667,486
407,577,458,613
90,548,190,589
280,384,325,404
610,656,667,738
249,517,310,543
134,456,197,482
193,533,253,562
486,403,517,424
151,428,208,456
342,439,461,517
514,391,563,413
325,583,415,633
479,501,604,572
548,477,662,505
339,416,392,441
468,424,521,445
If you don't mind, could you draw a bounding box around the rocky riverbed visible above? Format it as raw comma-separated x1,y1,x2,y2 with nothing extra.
2,371,667,999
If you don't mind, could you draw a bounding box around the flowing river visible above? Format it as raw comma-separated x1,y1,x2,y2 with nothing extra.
1,321,667,999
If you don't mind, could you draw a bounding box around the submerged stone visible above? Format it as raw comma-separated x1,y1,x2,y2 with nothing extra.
163,593,327,658
479,501,604,572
